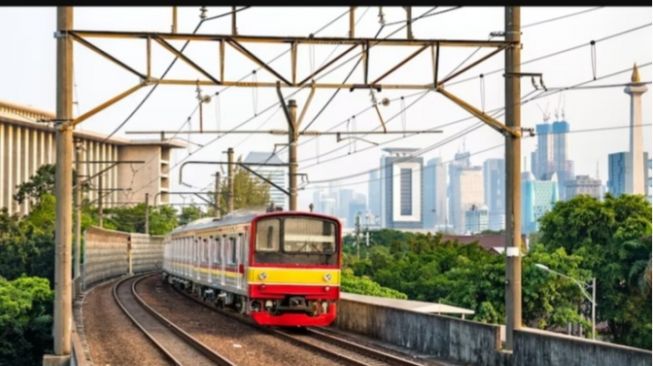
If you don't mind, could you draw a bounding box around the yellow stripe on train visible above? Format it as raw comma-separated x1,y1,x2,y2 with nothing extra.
247,267,341,285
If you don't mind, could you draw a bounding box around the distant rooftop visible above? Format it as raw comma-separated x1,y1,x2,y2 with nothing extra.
383,147,420,154
243,151,285,165
0,99,186,148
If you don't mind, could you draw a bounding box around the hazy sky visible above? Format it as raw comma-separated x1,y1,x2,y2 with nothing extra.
0,7,650,209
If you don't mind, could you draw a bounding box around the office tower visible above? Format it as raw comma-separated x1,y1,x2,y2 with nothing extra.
464,204,489,234
380,148,423,229
423,157,447,230
521,172,559,234
483,158,505,231
565,175,603,199
244,151,287,209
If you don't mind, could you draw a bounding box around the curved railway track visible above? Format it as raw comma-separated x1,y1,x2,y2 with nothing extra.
112,274,235,366
165,276,424,366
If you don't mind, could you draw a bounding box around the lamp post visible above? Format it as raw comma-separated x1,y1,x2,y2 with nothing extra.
535,263,596,339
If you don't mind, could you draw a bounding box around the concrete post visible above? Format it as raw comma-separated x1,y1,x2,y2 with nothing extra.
46,6,74,366
227,148,234,213
591,277,596,339
504,6,522,351
288,100,298,211
98,174,103,228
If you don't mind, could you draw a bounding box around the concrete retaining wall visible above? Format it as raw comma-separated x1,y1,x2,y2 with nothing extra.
130,233,165,274
335,297,503,365
83,227,129,289
82,227,165,290
336,297,651,366
513,328,652,366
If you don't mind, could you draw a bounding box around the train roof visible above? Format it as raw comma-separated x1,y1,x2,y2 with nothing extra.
170,210,341,235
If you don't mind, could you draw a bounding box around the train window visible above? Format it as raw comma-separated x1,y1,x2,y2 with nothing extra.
212,236,220,265
203,238,209,263
284,218,336,255
229,236,237,265
256,219,280,252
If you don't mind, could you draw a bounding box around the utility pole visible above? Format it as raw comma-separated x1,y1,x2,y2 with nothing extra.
504,6,522,351
144,193,149,234
47,6,74,366
73,142,82,289
227,147,234,213
287,100,298,211
214,172,221,218
98,174,103,228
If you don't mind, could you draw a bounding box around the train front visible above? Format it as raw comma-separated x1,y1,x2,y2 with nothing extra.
247,212,341,326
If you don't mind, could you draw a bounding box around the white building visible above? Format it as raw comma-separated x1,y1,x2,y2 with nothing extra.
380,148,423,229
243,151,287,210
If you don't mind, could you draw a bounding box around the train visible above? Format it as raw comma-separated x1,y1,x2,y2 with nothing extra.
161,210,342,327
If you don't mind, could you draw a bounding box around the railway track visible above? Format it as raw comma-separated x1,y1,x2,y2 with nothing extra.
113,274,235,366
166,277,425,366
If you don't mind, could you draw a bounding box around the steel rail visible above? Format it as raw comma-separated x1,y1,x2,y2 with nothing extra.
113,274,236,366
167,278,426,366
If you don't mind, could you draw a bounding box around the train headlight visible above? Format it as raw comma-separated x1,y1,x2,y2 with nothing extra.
323,273,332,282
258,272,268,281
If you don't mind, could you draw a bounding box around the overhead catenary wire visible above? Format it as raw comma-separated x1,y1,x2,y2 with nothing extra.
301,61,650,186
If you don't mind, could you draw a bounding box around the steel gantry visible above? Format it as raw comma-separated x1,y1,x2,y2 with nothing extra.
48,7,524,364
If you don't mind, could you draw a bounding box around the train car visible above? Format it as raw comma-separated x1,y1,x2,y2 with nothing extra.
162,210,342,327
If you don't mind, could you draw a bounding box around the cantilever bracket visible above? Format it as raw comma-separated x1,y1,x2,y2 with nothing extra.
437,86,520,138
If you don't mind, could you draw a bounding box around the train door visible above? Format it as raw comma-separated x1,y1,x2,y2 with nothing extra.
236,233,244,290
208,236,213,284
220,235,227,286
195,236,200,281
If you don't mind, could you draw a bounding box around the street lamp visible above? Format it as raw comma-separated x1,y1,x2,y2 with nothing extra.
534,263,597,340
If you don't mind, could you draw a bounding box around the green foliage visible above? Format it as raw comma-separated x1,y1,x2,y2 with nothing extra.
13,165,56,206
340,268,407,299
179,205,205,226
539,194,652,348
103,203,178,235
215,166,271,216
0,276,53,366
343,230,588,330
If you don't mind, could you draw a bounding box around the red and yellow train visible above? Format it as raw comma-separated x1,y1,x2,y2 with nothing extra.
162,211,342,326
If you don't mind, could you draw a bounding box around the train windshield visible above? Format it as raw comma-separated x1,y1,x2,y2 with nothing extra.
255,217,338,265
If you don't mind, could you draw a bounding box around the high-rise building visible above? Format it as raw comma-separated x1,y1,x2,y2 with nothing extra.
244,151,287,210
337,188,354,226
449,151,484,234
368,170,381,223
608,151,651,198
565,175,603,199
624,64,648,195
464,204,489,234
551,119,575,199
521,172,559,234
379,148,423,229
347,193,367,229
423,157,447,230
483,158,505,231
532,123,554,180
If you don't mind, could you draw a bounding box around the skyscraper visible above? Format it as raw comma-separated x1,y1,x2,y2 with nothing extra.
551,119,575,199
423,157,447,230
521,172,559,234
347,193,367,229
483,158,505,231
565,175,603,199
368,170,381,223
244,151,287,209
337,188,354,226
608,151,650,197
464,204,489,234
380,148,423,229
624,64,648,195
532,123,554,180
449,151,484,234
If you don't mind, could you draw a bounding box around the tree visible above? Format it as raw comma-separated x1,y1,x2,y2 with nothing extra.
538,194,652,348
13,164,87,207
215,165,271,216
179,205,204,226
0,276,53,366
103,204,178,235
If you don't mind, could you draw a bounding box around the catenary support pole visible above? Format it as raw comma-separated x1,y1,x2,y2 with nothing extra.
48,6,74,366
73,143,82,285
287,100,298,211
144,193,149,234
214,172,221,218
227,147,234,213
504,6,522,351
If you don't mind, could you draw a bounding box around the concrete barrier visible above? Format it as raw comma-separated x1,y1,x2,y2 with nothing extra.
513,328,652,366
82,227,165,289
82,227,129,289
336,295,504,365
130,233,165,274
